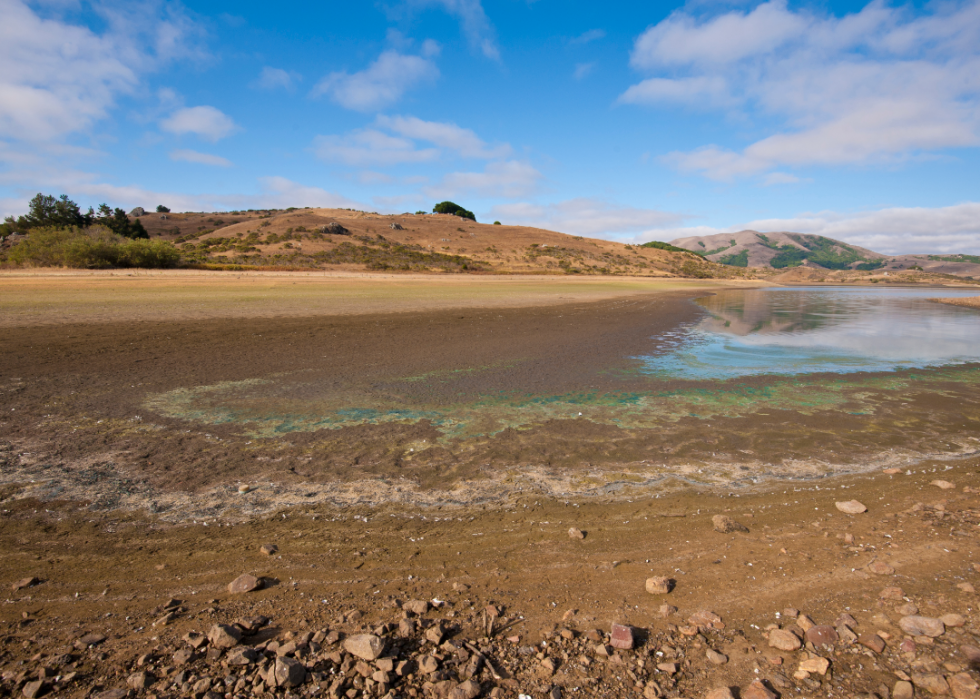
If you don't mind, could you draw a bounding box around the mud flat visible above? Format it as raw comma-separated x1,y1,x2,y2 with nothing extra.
935,295,980,310
2,272,980,699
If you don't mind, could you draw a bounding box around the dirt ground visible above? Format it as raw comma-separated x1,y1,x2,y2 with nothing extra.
2,272,980,699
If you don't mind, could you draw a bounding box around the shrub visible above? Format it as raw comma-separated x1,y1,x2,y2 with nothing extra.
6,226,180,269
493,221,501,225
156,205,171,213
432,201,476,221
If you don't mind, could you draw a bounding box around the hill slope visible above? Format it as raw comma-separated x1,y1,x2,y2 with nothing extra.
670,230,980,278
132,207,734,278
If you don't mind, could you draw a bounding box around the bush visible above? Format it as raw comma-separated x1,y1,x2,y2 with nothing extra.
6,226,180,269
493,221,501,225
432,201,476,221
156,205,171,213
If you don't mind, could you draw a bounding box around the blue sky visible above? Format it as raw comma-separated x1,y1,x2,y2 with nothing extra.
2,0,979,254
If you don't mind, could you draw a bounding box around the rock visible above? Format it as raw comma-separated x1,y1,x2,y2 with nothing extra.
659,604,678,617
932,480,956,490
942,614,967,628
881,586,906,600
344,634,385,661
893,680,915,699
420,656,440,674
389,223,404,230
449,680,481,699
274,657,306,688
645,577,672,594
835,500,868,514
961,645,980,668
92,690,128,699
227,574,261,593
610,624,634,650
21,680,44,698
259,543,278,556
173,648,194,665
900,616,946,638
705,689,736,699
12,577,39,591
912,672,951,694
706,649,728,665
568,527,585,540
805,625,839,650
127,672,153,690
207,624,242,648
403,600,430,615
958,583,976,593
768,629,802,651
869,561,896,575
657,662,679,674
950,672,980,699
884,467,902,474
796,614,814,631
741,679,778,699
798,657,830,675
183,630,207,648
859,634,886,653
712,515,749,533
322,222,350,236
425,625,444,645
690,610,724,630
129,207,145,217
900,638,917,653
77,633,106,646
227,647,259,665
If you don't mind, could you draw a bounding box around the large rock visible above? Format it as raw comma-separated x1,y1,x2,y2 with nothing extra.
344,634,385,660
274,657,307,688
129,207,145,217
950,672,980,699
912,673,950,695
208,624,242,648
610,624,634,650
893,680,914,699
899,615,945,638
403,600,429,615
645,577,672,594
706,649,728,665
12,577,39,591
568,527,585,540
449,680,481,699
712,515,749,533
835,500,867,514
804,625,839,650
768,629,802,651
227,574,261,593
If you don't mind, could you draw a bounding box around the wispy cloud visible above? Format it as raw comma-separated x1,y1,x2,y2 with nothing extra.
491,198,684,237
573,62,595,80
251,67,301,91
170,149,232,167
570,29,606,45
402,0,500,60
426,160,543,199
376,115,510,159
622,0,980,180
310,50,439,112
160,106,239,142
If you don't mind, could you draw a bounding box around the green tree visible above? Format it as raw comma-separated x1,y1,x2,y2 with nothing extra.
96,204,149,239
2,193,89,234
432,201,476,221
156,205,171,213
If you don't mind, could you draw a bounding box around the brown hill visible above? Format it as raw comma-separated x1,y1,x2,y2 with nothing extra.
136,207,737,278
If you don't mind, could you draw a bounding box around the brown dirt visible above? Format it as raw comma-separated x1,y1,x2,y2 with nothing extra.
2,273,980,698
935,296,980,310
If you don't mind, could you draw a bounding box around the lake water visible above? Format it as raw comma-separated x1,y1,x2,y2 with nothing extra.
640,286,980,379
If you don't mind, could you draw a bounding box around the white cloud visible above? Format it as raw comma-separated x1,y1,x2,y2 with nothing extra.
310,50,438,112
490,198,685,237
169,149,232,167
404,0,500,60
762,172,801,186
570,29,605,45
314,129,439,167
573,63,595,80
0,0,203,142
160,106,238,142
252,67,300,91
376,115,509,159
426,160,542,199
623,0,980,180
639,202,980,256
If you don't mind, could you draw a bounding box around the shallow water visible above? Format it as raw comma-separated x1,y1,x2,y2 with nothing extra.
640,287,980,379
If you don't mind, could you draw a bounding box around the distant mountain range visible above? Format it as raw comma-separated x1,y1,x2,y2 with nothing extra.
669,230,980,276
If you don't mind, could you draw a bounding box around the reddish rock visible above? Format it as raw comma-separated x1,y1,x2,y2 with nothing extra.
768,629,802,651
869,561,896,575
741,679,778,699
645,577,672,594
859,634,886,654
805,625,839,650
610,624,634,650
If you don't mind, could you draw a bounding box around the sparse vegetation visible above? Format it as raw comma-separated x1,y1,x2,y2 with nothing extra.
4,226,179,268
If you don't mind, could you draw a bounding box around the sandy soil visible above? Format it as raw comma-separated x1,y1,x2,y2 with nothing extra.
2,272,980,699
935,296,980,310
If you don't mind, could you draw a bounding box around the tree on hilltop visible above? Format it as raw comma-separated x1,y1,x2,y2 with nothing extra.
432,201,476,222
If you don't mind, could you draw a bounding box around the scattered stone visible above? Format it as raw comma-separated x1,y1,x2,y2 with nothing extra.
859,634,886,654
705,688,736,699
657,662,679,674
226,647,259,665
805,625,839,650
932,480,956,490
961,645,980,667
712,515,749,534
127,671,153,690
78,633,106,646
893,680,915,699
207,624,242,649
881,586,906,600
274,657,307,688
389,223,404,230
883,468,902,474
403,600,430,615
344,634,385,660
645,577,672,594
942,614,967,628
658,604,678,618
912,672,951,694
949,672,980,699
321,222,350,236
21,680,44,698
835,500,868,514
958,583,976,593
798,657,830,676
869,561,896,575
259,543,278,556
12,577,39,591
227,574,261,593
900,615,946,638
419,656,440,674
706,649,728,665
610,624,634,650
237,484,251,494
769,629,802,651
425,625,444,645
173,648,194,665
796,614,814,631
93,690,128,699
568,527,585,540
741,679,778,699
450,680,481,699
689,611,724,630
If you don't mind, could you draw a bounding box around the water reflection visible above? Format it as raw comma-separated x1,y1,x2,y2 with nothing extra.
641,287,980,378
